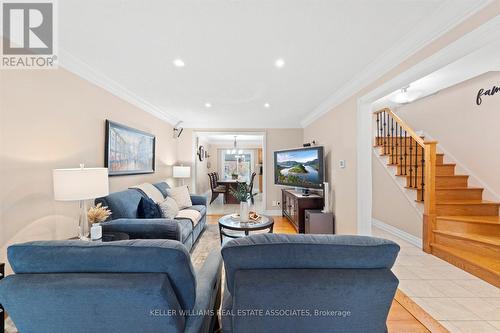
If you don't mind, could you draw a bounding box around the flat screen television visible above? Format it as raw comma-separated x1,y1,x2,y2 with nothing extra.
274,146,324,189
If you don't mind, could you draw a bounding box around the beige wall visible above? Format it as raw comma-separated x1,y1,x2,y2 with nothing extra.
304,2,500,235
195,138,211,194
372,153,422,238
397,71,500,200
0,68,176,268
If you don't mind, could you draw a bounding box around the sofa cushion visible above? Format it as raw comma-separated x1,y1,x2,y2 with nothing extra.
187,205,206,217
222,233,400,294
95,189,144,219
158,197,179,219
176,209,202,227
130,183,165,203
137,197,162,219
7,239,197,310
153,182,171,198
167,186,193,209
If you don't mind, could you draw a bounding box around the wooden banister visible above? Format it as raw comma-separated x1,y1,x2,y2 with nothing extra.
374,108,437,253
374,108,425,146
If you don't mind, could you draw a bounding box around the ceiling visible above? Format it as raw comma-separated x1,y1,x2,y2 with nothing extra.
375,36,500,108
58,0,489,128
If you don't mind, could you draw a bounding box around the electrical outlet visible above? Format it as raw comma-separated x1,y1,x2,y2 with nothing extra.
277,201,281,207
339,160,346,168
272,200,279,207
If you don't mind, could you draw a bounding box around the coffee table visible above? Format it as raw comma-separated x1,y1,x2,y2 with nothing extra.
218,214,274,244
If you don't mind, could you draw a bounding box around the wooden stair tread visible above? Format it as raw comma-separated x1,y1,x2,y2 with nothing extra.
433,230,500,247
437,215,500,224
435,187,482,190
436,200,499,205
431,243,500,272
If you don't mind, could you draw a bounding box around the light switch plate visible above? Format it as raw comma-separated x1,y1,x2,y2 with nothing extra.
339,160,346,168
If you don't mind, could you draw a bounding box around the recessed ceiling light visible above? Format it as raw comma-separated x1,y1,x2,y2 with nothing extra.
274,58,285,68
204,102,212,108
173,59,185,67
264,103,271,108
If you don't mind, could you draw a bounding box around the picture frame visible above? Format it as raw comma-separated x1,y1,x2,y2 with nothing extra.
105,120,156,176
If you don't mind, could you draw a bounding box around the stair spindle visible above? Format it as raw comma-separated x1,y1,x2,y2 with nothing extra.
390,117,394,164
404,130,407,175
421,145,425,201
414,139,418,189
383,111,387,154
376,113,380,145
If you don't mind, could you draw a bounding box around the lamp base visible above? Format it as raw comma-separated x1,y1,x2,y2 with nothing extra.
78,200,90,240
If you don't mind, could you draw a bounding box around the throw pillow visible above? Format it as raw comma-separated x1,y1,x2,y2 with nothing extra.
137,196,162,219
158,196,179,219
166,185,192,210
130,183,165,203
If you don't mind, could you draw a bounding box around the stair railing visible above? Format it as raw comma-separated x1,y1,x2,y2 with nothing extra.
373,108,437,253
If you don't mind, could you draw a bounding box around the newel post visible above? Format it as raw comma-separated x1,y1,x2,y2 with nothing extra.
423,141,437,253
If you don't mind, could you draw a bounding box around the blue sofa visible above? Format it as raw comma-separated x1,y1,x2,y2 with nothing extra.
95,182,207,251
0,239,222,333
221,234,400,333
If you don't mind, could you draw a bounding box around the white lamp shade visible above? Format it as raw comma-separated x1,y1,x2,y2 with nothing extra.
53,167,109,201
173,166,191,178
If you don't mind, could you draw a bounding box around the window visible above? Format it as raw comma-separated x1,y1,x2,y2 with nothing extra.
221,150,254,182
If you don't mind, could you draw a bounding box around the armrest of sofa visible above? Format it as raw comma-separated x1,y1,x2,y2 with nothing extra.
184,250,223,333
190,194,207,207
101,218,181,241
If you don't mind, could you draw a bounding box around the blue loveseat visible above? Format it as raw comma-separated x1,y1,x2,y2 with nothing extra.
0,239,222,333
221,234,400,333
95,182,207,251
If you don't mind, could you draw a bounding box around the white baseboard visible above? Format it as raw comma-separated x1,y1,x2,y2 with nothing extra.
372,218,422,249
264,209,282,216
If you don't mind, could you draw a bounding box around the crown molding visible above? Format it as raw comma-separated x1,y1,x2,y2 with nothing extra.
300,0,494,127
58,48,179,125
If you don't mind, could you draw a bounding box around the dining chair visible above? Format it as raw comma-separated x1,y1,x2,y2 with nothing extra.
247,172,257,204
209,173,226,204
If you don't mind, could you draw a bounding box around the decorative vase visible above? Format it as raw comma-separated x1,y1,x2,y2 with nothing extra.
240,201,249,222
90,223,102,241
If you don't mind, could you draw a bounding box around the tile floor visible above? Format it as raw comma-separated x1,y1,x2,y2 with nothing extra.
372,227,500,333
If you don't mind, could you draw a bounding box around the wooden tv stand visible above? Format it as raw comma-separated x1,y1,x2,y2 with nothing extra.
281,189,324,233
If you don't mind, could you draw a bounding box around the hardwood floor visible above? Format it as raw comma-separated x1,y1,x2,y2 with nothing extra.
207,214,447,333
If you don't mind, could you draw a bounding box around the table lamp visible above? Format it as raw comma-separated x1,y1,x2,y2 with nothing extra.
53,164,109,240
173,165,191,186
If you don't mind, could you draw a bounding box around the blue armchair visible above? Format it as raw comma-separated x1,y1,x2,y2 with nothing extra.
95,182,207,251
0,240,222,333
221,234,400,333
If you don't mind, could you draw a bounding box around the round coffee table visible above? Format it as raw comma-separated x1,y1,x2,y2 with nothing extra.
218,214,274,244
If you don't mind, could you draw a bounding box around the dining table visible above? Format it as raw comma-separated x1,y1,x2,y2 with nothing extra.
217,179,247,204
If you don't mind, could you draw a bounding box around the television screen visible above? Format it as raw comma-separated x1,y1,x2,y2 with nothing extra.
274,146,324,189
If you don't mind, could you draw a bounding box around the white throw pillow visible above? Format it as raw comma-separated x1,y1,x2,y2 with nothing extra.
130,183,165,203
158,197,179,219
166,186,192,210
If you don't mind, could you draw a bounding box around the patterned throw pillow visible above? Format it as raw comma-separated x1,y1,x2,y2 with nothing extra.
158,196,179,219
166,186,193,210
137,196,162,219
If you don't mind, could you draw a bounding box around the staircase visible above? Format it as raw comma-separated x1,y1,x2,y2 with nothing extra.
374,108,500,287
